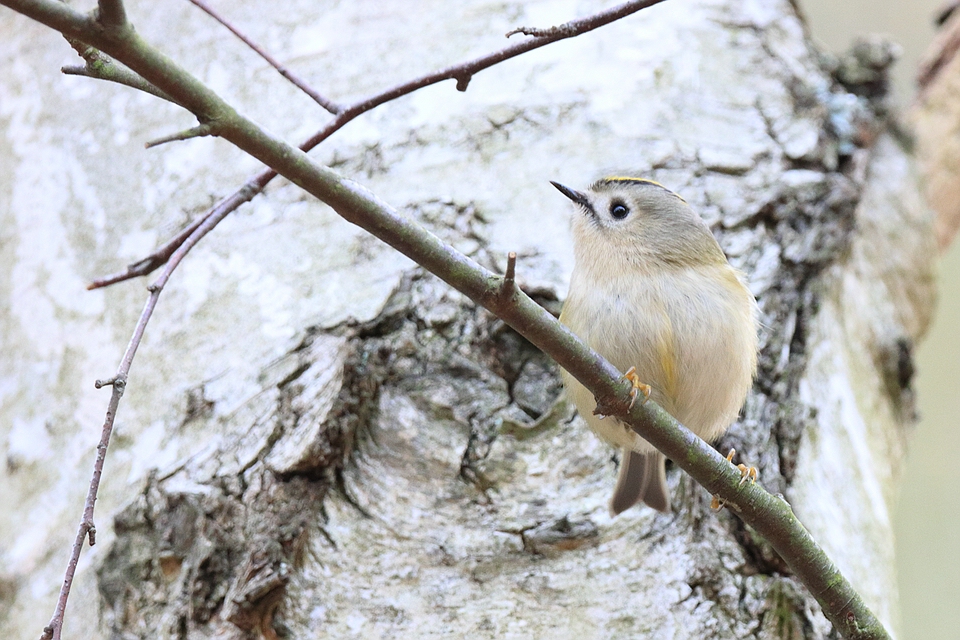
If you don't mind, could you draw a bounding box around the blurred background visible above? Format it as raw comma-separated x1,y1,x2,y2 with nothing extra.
801,1,960,638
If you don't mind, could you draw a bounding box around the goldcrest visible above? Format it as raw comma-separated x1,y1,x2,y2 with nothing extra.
554,177,759,515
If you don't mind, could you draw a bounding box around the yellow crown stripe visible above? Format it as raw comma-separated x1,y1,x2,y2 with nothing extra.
599,176,665,188
594,176,686,203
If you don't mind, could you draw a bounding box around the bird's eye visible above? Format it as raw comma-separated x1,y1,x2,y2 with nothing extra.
610,201,630,220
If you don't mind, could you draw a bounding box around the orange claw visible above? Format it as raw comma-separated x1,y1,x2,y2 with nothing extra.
725,448,758,487
711,494,724,511
713,449,758,511
738,464,759,486
621,366,652,409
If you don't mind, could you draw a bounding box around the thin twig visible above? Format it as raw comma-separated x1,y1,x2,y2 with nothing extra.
87,174,269,289
502,251,517,291
62,62,171,101
88,0,671,288
41,179,239,640
144,122,214,148
41,376,125,640
917,5,960,95
504,252,516,284
185,0,342,114
506,24,579,37
63,40,175,103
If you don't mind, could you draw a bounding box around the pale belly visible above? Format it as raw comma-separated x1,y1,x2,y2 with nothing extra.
559,266,756,452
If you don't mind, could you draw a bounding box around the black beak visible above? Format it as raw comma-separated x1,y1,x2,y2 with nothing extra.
550,181,593,212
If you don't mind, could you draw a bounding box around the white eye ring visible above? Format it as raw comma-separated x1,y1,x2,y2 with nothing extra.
610,202,629,219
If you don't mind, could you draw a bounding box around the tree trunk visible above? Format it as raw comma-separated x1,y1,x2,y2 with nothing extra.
0,1,934,637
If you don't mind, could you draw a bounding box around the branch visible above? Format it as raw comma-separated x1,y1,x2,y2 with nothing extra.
144,122,215,148
40,378,122,640
41,178,239,640
62,39,175,104
321,0,670,117
96,0,126,28
503,251,517,289
88,0,672,288
185,0,342,114
87,175,268,289
1,1,891,639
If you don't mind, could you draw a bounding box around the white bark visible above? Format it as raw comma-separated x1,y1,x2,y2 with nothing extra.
0,1,934,638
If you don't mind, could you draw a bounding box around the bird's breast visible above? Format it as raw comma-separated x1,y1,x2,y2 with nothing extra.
561,264,756,436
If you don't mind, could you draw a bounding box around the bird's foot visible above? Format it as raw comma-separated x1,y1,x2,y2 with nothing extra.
726,448,759,486
620,366,652,409
711,449,758,511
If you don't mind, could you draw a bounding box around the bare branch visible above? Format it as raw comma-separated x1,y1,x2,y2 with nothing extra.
61,44,174,103
497,251,520,302
96,0,127,28
87,172,269,289
918,4,960,95
504,251,517,287
40,375,125,640
185,0,342,114
144,122,214,148
40,186,237,639
506,24,578,38
89,0,673,287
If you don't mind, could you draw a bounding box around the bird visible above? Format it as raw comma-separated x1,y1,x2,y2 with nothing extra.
553,176,759,515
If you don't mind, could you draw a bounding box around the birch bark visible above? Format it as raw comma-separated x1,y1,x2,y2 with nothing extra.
0,1,933,637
